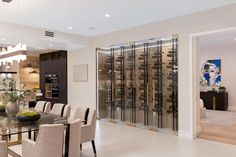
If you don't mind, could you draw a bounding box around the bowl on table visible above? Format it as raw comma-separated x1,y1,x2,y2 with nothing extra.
0,104,6,113
16,110,41,122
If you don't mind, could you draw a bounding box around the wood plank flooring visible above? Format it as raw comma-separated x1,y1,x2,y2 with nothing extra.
198,123,236,145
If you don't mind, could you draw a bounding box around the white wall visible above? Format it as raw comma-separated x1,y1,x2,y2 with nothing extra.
68,47,96,110
68,4,236,138
200,44,236,111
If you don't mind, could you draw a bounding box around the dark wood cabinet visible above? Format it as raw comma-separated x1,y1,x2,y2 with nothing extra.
40,50,67,105
200,91,228,111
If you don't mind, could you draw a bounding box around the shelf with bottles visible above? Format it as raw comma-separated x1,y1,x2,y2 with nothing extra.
44,73,59,100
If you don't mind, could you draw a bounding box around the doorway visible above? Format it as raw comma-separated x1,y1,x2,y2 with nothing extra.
191,27,236,144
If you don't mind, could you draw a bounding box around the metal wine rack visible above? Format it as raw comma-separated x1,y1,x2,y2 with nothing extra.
138,43,150,126
152,40,164,128
107,48,115,119
126,44,137,123
167,37,178,131
97,35,179,132
115,46,126,121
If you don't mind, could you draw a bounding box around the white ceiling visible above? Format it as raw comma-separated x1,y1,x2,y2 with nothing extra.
0,0,236,37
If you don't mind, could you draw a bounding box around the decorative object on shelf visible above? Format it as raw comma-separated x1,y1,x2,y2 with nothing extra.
16,110,41,122
201,59,221,86
0,43,27,65
218,86,226,93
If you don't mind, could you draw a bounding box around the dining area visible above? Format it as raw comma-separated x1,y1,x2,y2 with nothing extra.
0,100,97,157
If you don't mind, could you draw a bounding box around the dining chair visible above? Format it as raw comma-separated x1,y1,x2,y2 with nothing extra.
68,119,81,157
51,103,71,117
81,109,97,157
0,141,7,157
72,107,90,124
34,101,51,113
22,124,64,157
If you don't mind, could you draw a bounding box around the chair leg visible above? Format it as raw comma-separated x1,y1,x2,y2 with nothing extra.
80,144,82,151
28,131,31,139
91,140,97,157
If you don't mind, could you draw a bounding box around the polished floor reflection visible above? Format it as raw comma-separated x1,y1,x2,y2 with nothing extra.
10,120,236,157
83,121,236,157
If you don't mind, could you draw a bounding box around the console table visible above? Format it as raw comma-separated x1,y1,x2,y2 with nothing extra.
200,91,228,111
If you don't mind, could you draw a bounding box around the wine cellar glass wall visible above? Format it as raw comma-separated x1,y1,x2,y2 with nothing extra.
97,35,178,132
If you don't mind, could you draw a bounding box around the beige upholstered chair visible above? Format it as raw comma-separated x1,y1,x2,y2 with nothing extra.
51,103,71,117
68,119,81,157
22,124,64,157
34,101,51,113
0,141,7,157
72,107,90,124
81,109,97,156
63,104,71,118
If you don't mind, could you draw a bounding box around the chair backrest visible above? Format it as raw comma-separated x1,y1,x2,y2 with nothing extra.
51,103,71,117
35,101,51,113
81,109,96,143
63,104,71,118
72,107,89,124
36,124,64,157
68,119,81,157
0,141,7,157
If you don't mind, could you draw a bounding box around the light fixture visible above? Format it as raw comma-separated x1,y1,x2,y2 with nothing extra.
29,70,38,74
234,38,236,41
0,72,17,78
2,0,13,3
105,14,110,18
7,73,12,78
49,44,53,47
0,43,27,65
68,26,73,30
1,38,5,41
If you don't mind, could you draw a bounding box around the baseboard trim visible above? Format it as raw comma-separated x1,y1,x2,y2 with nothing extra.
178,130,194,139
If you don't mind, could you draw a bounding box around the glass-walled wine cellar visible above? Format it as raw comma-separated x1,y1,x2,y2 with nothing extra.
97,35,178,133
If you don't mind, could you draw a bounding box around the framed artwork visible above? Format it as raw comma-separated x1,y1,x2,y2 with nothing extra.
201,59,221,86
73,64,88,82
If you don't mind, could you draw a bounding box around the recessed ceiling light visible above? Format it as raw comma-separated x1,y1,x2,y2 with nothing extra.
1,38,5,41
234,38,236,41
68,26,73,30
105,14,110,18
49,44,53,47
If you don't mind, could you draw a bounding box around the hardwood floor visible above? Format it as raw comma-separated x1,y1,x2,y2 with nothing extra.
198,123,236,145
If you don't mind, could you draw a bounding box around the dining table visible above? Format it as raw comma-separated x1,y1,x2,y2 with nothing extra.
0,112,70,157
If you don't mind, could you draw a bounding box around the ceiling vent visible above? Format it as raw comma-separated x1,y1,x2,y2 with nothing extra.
45,31,55,37
2,0,12,2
